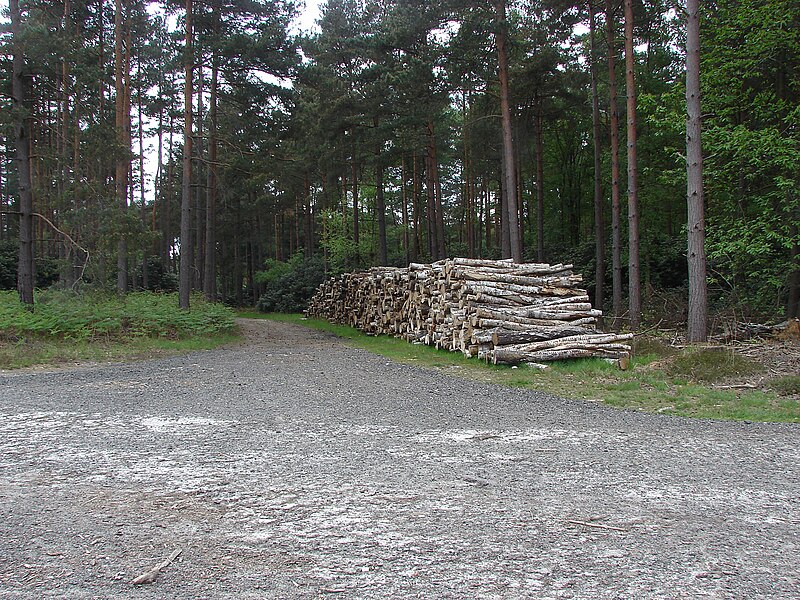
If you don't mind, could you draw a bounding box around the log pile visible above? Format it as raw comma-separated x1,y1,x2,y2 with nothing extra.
305,258,632,365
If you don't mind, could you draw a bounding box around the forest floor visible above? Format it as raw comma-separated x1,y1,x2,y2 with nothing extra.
0,318,798,599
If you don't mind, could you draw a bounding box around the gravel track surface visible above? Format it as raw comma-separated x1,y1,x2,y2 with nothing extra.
1,318,798,599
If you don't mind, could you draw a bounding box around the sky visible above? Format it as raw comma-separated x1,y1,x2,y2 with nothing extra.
294,0,323,34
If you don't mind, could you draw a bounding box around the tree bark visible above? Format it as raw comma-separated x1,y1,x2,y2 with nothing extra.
425,125,439,260
534,104,545,262
137,52,148,290
194,61,204,291
179,0,193,310
114,0,129,295
605,0,623,329
11,0,34,307
624,0,641,330
204,7,219,302
401,157,410,264
374,123,387,265
685,0,708,341
789,218,800,319
496,0,522,262
589,1,605,320
351,144,359,251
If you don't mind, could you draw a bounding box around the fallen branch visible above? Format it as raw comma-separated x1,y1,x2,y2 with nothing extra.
716,383,758,390
131,547,182,585
566,519,628,532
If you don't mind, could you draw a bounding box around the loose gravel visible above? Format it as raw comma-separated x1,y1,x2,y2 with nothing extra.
0,318,798,599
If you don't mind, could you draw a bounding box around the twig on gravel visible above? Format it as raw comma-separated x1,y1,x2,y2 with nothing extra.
566,519,628,532
130,548,182,585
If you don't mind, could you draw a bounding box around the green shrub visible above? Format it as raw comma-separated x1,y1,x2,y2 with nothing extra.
256,254,327,313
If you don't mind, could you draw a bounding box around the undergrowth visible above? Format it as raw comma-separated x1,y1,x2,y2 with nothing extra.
0,291,236,369
0,290,235,340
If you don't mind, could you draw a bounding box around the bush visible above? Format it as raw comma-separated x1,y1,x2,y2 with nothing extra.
256,254,327,313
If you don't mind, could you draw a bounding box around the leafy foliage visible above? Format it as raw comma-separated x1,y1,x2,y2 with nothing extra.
0,291,235,341
256,253,327,313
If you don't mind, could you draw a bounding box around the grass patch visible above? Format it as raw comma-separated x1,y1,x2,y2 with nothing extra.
769,376,800,396
663,346,764,382
244,312,800,423
0,291,237,369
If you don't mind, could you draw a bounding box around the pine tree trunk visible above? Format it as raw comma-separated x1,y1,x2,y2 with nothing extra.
425,126,439,260
606,0,623,330
303,173,314,257
179,0,193,310
412,154,422,260
624,0,641,330
203,16,219,302
433,135,446,260
685,0,708,341
137,55,148,290
401,157,410,264
534,104,545,262
589,1,605,320
114,0,128,295
351,151,359,251
375,126,387,265
194,63,204,291
11,0,34,307
789,218,799,319
496,0,522,262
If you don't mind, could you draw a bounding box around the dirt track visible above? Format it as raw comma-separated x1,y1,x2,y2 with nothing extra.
1,318,798,599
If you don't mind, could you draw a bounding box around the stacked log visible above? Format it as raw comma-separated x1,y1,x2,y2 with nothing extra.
305,258,632,365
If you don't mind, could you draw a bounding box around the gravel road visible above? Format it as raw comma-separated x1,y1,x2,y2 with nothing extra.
1,318,798,599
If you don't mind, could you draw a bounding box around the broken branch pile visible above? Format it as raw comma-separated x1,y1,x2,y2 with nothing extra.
305,257,632,365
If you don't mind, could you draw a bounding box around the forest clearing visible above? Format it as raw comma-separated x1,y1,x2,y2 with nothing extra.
1,318,798,598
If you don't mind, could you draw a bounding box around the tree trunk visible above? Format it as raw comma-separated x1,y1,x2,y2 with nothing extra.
685,0,708,341
137,53,148,290
589,1,605,319
624,0,641,330
179,0,193,310
194,62,204,291
203,11,219,302
433,138,446,260
606,0,623,330
534,104,545,262
496,0,522,262
351,146,359,251
375,146,387,265
425,126,439,260
401,157,410,264
789,218,799,319
412,154,421,260
11,0,34,307
114,0,128,295
303,173,314,257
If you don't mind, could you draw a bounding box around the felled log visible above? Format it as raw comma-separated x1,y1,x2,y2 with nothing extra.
491,325,596,346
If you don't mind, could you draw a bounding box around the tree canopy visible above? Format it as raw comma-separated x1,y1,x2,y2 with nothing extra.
1,0,798,326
